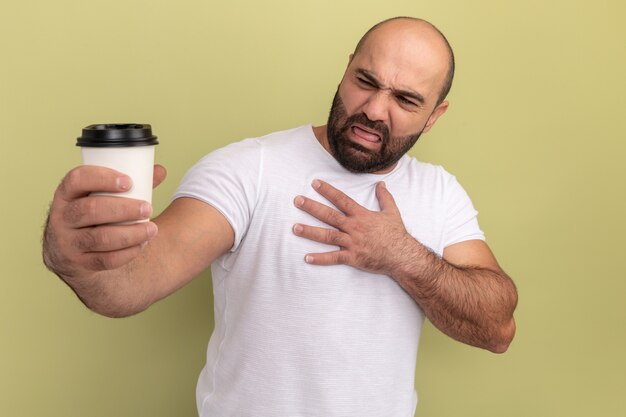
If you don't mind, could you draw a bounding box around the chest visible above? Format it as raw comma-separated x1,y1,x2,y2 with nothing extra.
248,167,446,257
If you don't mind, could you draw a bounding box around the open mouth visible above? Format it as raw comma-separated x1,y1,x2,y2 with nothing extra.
350,124,382,144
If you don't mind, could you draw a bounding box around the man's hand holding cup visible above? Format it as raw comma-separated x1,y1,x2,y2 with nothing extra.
43,124,165,280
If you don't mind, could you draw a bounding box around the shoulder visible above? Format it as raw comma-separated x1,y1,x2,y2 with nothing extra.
255,124,316,153
395,157,476,208
180,125,314,186
199,125,311,162
398,156,459,188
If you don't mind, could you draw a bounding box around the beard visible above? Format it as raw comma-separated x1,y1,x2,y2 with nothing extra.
326,91,424,173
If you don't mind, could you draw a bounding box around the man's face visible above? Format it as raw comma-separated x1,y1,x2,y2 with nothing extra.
326,90,423,173
325,21,450,174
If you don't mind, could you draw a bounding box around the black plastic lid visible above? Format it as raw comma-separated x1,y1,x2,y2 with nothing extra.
76,124,159,147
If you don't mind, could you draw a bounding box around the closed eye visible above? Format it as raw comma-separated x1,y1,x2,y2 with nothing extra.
353,68,425,109
396,95,418,107
356,76,377,89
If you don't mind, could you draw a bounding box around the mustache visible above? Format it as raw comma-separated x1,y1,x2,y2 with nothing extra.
341,113,389,139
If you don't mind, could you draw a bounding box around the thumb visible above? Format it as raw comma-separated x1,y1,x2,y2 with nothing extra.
376,181,400,213
152,164,168,188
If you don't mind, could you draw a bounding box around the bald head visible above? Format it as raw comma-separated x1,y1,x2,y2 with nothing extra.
353,17,455,105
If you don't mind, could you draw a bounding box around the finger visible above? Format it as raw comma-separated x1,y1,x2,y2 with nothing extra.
73,222,158,253
303,250,351,266
153,164,167,188
312,179,363,215
79,244,147,272
294,195,346,228
63,196,152,228
58,166,132,202
375,181,401,214
292,223,350,247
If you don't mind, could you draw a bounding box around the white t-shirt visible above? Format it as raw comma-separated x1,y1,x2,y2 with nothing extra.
173,125,484,417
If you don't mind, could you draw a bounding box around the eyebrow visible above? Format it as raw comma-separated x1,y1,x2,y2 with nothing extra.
355,68,426,106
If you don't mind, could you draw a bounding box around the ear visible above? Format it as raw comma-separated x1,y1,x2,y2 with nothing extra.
347,53,354,67
340,54,355,82
422,100,449,134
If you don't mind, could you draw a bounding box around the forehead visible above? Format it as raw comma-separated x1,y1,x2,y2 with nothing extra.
348,23,449,101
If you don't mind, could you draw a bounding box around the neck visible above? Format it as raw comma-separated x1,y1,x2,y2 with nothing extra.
312,124,331,153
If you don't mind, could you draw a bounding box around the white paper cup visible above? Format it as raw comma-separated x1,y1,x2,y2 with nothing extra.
81,145,156,203
77,124,159,205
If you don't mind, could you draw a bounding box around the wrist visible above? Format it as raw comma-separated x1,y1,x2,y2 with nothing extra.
387,233,421,278
388,235,442,299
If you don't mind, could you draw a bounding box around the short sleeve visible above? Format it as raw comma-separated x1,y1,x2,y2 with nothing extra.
172,138,263,252
442,175,485,248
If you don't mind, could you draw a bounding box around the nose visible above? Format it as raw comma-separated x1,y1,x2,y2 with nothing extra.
361,91,390,124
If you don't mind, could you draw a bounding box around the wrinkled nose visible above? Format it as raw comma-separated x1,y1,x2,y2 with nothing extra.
361,91,389,124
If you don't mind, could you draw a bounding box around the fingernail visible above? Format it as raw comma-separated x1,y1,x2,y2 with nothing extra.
293,224,303,234
311,179,321,189
380,181,386,189
146,222,158,238
305,255,314,263
117,176,132,191
294,196,304,207
140,202,153,218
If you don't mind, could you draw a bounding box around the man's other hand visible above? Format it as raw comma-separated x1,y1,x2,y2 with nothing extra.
292,179,410,275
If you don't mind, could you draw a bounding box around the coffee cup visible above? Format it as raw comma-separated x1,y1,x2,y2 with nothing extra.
77,124,159,204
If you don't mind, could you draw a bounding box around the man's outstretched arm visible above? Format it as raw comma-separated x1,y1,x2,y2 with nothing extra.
43,165,234,317
292,179,517,353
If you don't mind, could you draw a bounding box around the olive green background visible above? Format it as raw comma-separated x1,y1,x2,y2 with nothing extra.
1,0,624,416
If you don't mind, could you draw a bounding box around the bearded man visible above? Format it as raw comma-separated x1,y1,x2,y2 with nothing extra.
43,16,517,417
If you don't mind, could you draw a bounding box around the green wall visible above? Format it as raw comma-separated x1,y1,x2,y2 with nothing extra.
1,0,624,416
